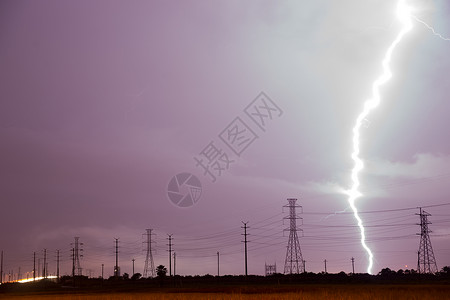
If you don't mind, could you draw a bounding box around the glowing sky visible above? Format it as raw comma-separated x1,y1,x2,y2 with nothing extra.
1,0,450,278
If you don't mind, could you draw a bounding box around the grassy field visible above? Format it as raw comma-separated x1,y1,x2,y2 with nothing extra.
2,285,450,300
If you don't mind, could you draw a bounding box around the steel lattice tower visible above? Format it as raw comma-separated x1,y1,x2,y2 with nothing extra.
143,229,155,277
283,198,304,274
71,237,83,276
417,208,438,273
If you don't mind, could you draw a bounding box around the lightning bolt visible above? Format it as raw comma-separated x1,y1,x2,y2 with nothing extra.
346,0,413,274
412,15,450,41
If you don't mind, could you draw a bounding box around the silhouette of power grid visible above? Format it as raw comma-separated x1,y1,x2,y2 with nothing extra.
1,201,448,283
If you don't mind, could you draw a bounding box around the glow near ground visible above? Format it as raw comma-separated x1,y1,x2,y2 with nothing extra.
0,276,58,284
346,0,412,274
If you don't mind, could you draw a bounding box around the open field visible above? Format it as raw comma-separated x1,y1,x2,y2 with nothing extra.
2,285,450,300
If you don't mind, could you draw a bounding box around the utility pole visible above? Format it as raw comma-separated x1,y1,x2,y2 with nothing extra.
167,234,173,276
114,238,119,277
33,252,36,281
417,251,420,273
42,249,47,278
351,257,355,274
71,248,75,278
324,259,327,274
173,252,176,276
56,250,60,280
417,207,438,273
132,258,135,275
143,229,156,277
303,260,306,273
217,251,220,277
101,264,104,280
241,221,249,276
0,250,3,284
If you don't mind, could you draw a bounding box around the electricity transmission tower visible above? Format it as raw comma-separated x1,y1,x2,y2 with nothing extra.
417,208,438,273
71,237,83,276
143,229,156,278
283,198,304,274
265,262,277,276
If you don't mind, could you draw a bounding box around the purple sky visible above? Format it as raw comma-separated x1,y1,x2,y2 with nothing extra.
1,0,450,278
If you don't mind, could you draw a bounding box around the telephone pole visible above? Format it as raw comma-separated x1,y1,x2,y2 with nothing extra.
217,251,220,277
351,257,355,274
101,264,104,280
132,258,135,275
283,198,305,274
114,238,120,277
42,249,47,278
241,221,249,276
56,250,60,280
33,252,36,281
324,259,327,274
71,248,75,278
0,251,3,284
417,208,438,273
167,234,173,276
173,252,176,276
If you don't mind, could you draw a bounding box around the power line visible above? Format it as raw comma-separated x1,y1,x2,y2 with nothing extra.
304,202,450,215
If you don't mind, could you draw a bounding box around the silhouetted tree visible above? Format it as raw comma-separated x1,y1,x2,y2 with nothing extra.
131,273,142,280
379,268,395,277
156,265,167,277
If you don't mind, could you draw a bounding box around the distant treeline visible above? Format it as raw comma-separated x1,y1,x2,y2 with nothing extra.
1,267,450,295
